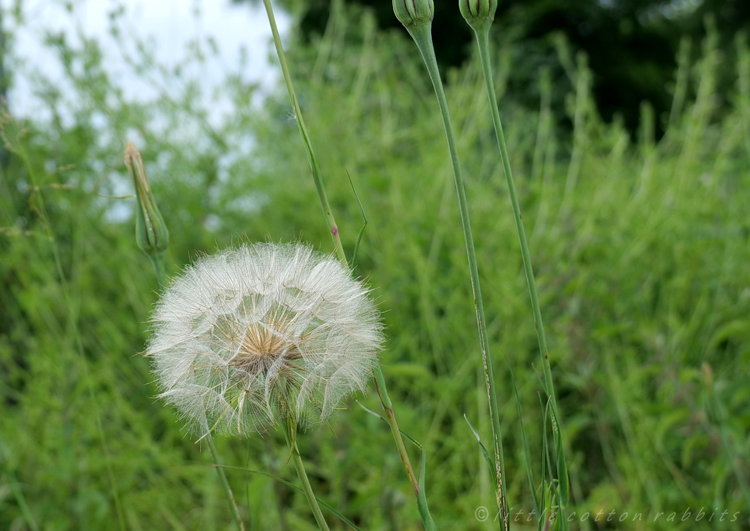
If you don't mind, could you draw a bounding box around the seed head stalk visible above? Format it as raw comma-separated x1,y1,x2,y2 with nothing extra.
373,368,419,495
469,21,570,525
283,420,331,531
397,18,508,527
207,437,246,531
260,0,427,521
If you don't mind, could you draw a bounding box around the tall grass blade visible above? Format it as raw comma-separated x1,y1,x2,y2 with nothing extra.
507,366,539,515
463,414,497,484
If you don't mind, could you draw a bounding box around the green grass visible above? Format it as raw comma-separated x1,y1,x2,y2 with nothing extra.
1,5,749,530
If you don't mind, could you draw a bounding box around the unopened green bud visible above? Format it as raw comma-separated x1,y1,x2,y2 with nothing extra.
124,141,169,284
459,0,497,31
393,0,434,29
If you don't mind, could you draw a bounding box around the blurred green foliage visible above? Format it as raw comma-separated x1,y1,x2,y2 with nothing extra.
253,0,750,137
1,3,749,530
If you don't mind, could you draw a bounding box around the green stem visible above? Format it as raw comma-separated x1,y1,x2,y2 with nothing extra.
150,252,167,287
261,0,425,518
374,368,419,495
404,22,508,525
261,0,345,264
283,422,331,531
207,436,246,531
473,25,569,521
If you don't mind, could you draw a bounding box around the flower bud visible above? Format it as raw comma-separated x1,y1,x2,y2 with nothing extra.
393,0,434,29
124,141,169,282
459,0,497,31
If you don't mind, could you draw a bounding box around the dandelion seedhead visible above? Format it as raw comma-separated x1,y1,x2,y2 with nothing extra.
147,242,383,438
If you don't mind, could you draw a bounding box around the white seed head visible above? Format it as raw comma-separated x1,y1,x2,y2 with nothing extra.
146,242,383,437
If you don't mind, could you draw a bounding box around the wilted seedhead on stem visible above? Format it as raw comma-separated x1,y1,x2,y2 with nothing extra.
147,243,383,438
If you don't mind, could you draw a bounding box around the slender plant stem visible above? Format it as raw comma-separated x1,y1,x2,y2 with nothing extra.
404,23,508,526
374,368,419,494
473,26,570,521
474,26,558,424
261,0,425,514
283,423,331,531
207,436,246,531
261,0,345,264
152,254,167,287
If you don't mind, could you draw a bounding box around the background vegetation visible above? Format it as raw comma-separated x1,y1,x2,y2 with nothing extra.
253,0,750,137
1,1,749,530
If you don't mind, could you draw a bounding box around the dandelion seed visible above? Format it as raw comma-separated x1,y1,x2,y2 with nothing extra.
147,242,383,438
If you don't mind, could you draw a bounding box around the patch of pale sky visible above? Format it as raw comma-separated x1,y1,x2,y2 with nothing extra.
3,0,291,226
5,0,291,122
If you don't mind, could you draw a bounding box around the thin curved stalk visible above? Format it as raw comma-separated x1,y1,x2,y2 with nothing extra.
207,436,246,531
283,423,331,531
402,22,508,528
261,0,345,264
472,25,570,524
